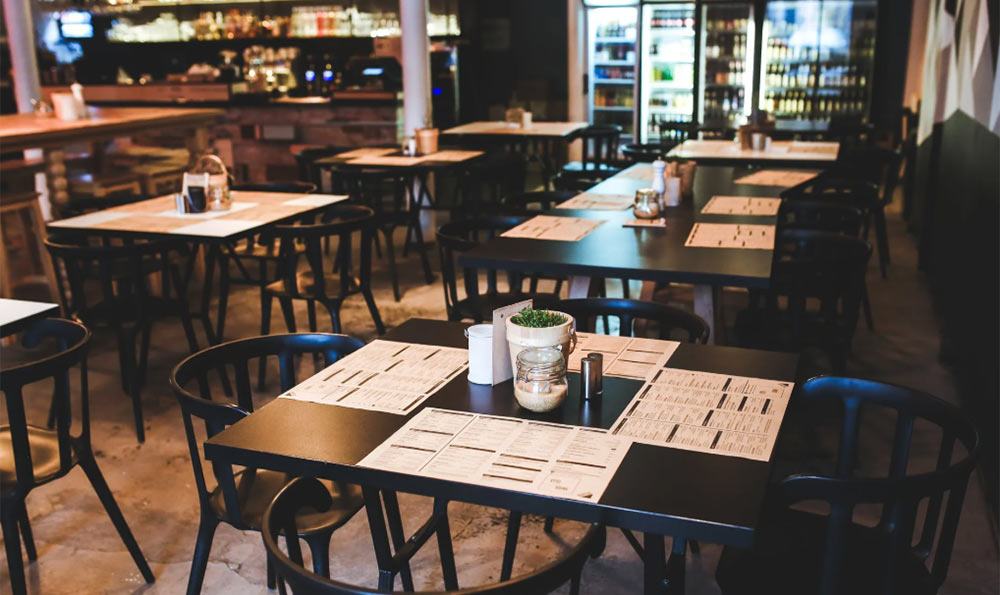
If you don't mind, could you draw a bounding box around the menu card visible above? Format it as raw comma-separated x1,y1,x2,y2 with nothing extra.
556,192,634,210
733,170,817,187
426,150,484,162
500,215,604,242
358,408,630,503
684,222,775,250
280,340,468,415
611,368,794,461
335,147,396,159
566,333,679,380
701,196,783,216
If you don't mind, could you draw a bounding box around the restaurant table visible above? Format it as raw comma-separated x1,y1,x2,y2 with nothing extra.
668,139,839,168
458,163,820,343
0,298,59,337
441,121,589,190
204,318,800,595
0,106,222,207
46,191,348,345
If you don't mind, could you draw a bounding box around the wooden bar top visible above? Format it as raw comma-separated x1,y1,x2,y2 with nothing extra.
0,106,223,151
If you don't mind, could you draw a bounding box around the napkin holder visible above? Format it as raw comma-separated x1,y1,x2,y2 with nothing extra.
180,172,209,213
490,300,532,385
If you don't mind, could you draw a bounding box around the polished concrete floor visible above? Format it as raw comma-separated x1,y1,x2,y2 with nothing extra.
2,203,997,594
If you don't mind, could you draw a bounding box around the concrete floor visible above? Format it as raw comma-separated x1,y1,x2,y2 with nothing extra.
2,203,997,594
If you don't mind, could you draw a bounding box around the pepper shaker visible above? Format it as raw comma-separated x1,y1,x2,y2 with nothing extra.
580,353,603,401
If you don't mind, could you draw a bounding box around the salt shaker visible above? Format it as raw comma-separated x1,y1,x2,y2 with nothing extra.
651,157,666,208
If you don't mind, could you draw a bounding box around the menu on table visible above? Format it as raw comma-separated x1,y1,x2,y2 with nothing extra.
566,333,679,380
280,340,468,415
733,170,817,187
611,368,794,461
701,196,783,216
358,408,630,503
617,164,653,180
335,147,396,159
684,222,775,250
556,192,634,211
500,215,604,242
426,150,484,162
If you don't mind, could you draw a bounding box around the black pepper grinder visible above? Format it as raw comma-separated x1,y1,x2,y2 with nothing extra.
580,353,603,401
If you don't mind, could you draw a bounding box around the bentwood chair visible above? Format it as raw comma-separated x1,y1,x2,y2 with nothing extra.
263,477,605,595
45,234,200,442
716,376,981,595
263,204,385,338
1,318,154,594
734,230,871,374
436,216,561,323
169,333,367,595
554,298,710,343
556,125,623,190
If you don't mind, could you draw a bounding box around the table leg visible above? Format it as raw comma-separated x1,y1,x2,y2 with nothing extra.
361,487,398,591
643,532,666,595
665,538,687,595
215,248,230,343
199,244,219,345
693,284,725,345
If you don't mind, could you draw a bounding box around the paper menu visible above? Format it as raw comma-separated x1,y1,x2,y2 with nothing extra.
426,150,484,162
566,333,680,380
733,170,817,187
684,223,775,250
358,408,630,503
611,368,794,461
335,147,396,159
500,215,604,242
556,193,634,210
701,196,783,216
279,340,468,415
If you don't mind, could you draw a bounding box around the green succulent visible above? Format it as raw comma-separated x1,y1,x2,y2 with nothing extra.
510,308,567,328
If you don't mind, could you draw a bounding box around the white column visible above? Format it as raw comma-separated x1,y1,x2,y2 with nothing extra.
400,0,432,137
3,0,42,113
567,0,586,161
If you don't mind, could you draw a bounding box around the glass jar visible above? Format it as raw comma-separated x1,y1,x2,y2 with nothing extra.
633,188,661,219
514,347,568,412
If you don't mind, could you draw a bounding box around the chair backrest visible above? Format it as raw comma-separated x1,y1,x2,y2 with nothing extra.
436,216,526,321
554,298,709,343
783,376,981,595
777,199,864,237
44,234,186,326
271,204,376,300
0,318,91,492
169,333,363,526
621,143,672,163
295,147,349,188
232,181,317,194
459,152,528,213
500,191,575,214
767,229,871,344
263,477,597,595
327,166,410,217
573,125,621,170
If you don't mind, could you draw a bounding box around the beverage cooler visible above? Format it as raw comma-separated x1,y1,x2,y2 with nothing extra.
586,4,639,141
638,2,696,143
759,0,877,128
698,4,753,130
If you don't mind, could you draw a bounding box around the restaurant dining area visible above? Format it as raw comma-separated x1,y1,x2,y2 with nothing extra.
1,0,998,593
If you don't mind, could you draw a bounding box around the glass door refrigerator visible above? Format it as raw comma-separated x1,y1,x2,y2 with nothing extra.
759,0,877,129
698,3,753,132
586,3,639,141
638,1,696,143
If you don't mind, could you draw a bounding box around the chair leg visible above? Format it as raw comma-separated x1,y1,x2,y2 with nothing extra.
137,321,153,389
2,497,26,595
361,289,386,335
123,332,145,444
862,282,874,331
76,449,155,584
258,293,273,390
306,301,318,332
408,212,434,285
433,499,458,591
500,511,522,582
18,501,36,561
544,516,555,533
324,303,344,335
304,533,332,578
278,297,297,332
187,513,219,595
383,229,401,302
873,206,890,278
381,491,415,591
267,554,276,589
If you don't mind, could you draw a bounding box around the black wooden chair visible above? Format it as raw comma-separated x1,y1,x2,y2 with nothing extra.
169,333,367,595
716,376,981,595
328,165,432,301
436,216,561,323
554,298,710,343
263,477,604,595
734,230,871,374
263,204,385,340
1,318,154,594
451,151,528,216
45,234,200,442
295,147,350,191
557,125,623,190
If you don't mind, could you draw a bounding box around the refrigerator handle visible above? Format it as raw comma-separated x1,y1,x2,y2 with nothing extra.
583,73,589,95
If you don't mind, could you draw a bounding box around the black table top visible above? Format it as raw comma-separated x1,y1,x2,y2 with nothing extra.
205,318,800,546
459,165,807,289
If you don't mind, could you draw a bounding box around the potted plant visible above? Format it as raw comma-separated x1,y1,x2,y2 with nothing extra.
505,307,577,373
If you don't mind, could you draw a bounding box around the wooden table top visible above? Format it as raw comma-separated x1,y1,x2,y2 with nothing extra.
457,163,815,289
47,191,348,242
205,318,800,546
668,139,840,167
0,299,59,337
314,147,485,169
0,106,223,151
442,121,589,138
